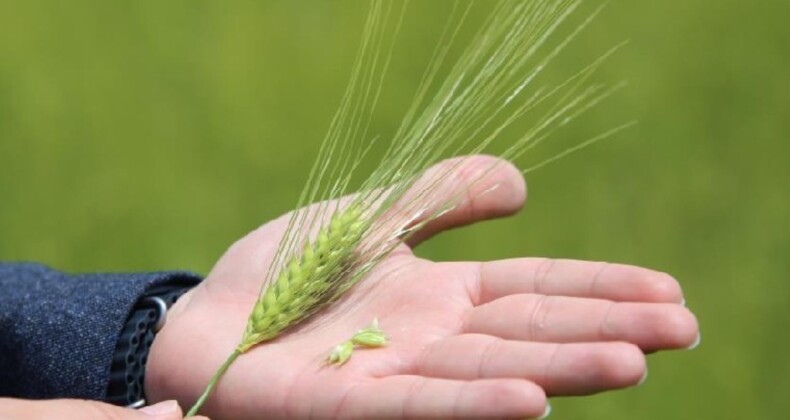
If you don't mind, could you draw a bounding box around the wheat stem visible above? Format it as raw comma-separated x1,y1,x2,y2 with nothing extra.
186,349,241,416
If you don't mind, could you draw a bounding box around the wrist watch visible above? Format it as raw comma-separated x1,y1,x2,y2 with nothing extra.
105,284,193,408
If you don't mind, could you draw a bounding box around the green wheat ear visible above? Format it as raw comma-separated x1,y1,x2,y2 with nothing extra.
240,205,366,351
188,207,368,415
187,0,632,416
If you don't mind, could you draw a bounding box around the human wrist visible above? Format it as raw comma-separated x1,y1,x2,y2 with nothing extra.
107,285,194,407
142,288,196,403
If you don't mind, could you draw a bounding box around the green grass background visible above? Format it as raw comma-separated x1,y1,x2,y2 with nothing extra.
0,1,787,418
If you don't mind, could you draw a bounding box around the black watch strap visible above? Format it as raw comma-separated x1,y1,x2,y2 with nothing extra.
105,284,192,407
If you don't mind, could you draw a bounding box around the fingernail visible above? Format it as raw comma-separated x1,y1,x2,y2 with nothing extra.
680,297,686,307
638,367,649,386
140,400,179,416
538,402,552,419
686,332,702,350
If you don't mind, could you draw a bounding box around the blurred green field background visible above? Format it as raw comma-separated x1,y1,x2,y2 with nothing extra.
1,1,787,418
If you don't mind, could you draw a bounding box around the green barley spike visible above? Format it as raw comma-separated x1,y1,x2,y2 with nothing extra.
239,205,365,351
187,206,365,416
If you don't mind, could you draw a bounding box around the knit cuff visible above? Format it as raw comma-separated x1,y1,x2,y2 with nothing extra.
0,262,202,400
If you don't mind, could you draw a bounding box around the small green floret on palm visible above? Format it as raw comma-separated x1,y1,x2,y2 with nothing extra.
327,318,390,366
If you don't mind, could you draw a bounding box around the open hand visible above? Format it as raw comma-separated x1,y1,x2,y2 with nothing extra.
146,156,699,419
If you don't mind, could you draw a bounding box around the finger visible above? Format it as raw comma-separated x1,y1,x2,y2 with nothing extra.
0,398,188,420
217,155,525,285
226,154,525,275
472,259,684,305
338,376,547,419
416,334,646,396
463,294,699,351
384,155,527,248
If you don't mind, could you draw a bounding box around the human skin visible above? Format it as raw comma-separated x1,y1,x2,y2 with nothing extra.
144,155,700,419
0,398,203,419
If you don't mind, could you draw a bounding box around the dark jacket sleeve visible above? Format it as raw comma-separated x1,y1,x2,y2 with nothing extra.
0,262,202,400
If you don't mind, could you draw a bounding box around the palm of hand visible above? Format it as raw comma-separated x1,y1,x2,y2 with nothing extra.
146,159,699,419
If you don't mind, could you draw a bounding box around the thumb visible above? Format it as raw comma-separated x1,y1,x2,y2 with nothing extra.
137,400,188,419
0,398,208,420
397,155,527,247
